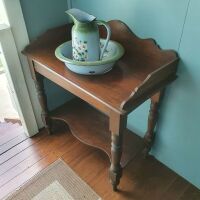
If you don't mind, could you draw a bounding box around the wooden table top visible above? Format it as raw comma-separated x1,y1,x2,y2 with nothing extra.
23,20,178,114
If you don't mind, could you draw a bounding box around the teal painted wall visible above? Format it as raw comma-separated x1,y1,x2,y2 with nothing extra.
20,0,68,40
164,0,200,187
71,0,200,188
20,0,73,110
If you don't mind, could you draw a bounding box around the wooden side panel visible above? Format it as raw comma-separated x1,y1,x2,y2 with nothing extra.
121,59,179,112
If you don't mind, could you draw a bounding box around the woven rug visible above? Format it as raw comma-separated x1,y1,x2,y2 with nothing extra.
5,159,101,200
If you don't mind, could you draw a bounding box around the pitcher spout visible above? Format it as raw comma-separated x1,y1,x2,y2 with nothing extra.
65,8,96,25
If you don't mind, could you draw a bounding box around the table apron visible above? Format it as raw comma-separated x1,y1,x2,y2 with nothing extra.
33,61,124,117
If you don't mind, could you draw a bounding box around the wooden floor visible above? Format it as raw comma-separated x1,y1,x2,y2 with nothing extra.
0,122,200,200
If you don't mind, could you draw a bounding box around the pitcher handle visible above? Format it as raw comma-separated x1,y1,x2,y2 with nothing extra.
96,20,111,60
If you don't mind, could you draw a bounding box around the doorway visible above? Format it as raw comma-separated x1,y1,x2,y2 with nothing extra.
0,47,29,155
0,0,39,137
0,55,20,123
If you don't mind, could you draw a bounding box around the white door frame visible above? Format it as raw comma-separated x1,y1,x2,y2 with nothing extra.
3,0,44,129
0,0,42,136
0,26,38,136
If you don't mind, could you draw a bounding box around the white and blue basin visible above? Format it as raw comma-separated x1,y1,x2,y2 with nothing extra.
55,39,124,75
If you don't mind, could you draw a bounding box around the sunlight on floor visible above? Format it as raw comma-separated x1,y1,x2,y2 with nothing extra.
0,72,19,122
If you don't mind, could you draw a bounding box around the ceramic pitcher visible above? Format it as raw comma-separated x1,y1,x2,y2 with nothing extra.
66,8,111,62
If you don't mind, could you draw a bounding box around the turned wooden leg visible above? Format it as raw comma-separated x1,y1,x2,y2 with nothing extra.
109,134,123,191
35,72,52,134
109,114,126,191
143,91,164,157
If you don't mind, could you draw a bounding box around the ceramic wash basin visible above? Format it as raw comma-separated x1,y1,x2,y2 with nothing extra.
55,39,124,75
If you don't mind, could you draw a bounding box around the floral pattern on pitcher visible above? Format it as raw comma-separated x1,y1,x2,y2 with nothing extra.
72,37,88,61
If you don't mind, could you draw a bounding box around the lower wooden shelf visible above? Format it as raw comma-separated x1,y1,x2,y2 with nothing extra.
50,98,145,168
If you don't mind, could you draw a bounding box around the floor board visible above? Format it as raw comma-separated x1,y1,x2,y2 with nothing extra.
0,125,23,146
0,131,47,176
179,185,200,200
0,126,199,200
0,131,45,165
0,134,28,155
162,177,189,200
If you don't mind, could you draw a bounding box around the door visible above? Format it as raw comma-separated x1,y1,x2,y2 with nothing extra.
0,0,38,136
